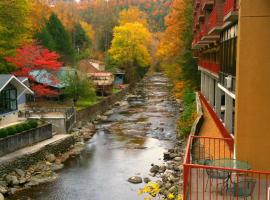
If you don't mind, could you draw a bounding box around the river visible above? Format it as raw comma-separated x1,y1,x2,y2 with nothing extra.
10,73,179,200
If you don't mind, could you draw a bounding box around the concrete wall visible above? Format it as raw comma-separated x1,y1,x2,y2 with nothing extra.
0,123,53,156
235,0,270,170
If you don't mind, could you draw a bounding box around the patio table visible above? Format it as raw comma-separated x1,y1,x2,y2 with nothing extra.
210,159,251,170
209,159,251,190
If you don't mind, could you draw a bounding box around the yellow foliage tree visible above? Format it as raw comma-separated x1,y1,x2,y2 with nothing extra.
80,21,95,43
109,22,152,82
109,22,152,68
119,7,148,27
0,0,33,72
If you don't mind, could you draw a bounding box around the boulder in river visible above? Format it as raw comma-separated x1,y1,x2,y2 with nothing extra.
46,154,56,163
0,185,7,194
0,193,4,200
143,177,151,183
128,176,142,184
163,152,171,160
5,175,19,186
150,165,160,174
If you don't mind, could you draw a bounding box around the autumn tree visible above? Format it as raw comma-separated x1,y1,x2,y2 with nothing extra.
109,22,152,82
80,21,95,44
0,0,32,73
5,43,62,97
30,0,51,32
119,7,148,27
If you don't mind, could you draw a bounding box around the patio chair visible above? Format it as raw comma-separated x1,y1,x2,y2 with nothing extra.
192,142,212,165
226,178,256,199
205,168,231,192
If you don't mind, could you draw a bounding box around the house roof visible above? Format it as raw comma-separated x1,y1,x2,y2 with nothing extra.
17,77,28,83
0,74,34,94
77,59,101,74
30,70,65,89
29,67,76,89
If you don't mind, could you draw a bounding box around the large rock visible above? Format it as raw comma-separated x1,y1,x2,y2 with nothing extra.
0,185,7,194
159,165,166,173
174,157,182,162
51,163,64,171
46,154,56,163
5,175,19,186
0,193,4,200
143,177,151,183
15,169,25,177
128,176,142,184
163,152,171,160
150,165,160,174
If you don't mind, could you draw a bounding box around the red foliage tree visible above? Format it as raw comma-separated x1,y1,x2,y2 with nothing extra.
5,43,62,97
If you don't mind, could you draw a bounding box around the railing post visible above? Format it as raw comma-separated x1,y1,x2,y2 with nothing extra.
183,164,188,200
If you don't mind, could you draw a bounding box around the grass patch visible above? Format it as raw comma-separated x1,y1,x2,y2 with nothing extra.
75,96,104,110
112,88,121,94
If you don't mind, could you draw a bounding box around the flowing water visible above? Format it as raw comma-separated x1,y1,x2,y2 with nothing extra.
10,73,179,200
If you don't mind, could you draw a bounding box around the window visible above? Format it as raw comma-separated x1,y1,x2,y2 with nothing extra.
220,24,238,92
0,84,17,114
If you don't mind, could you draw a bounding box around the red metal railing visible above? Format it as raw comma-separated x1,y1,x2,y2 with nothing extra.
183,135,270,200
199,93,234,143
224,0,239,17
199,60,220,74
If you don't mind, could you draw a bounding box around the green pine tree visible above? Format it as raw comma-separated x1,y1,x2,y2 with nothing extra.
73,23,91,49
46,13,75,64
35,26,56,51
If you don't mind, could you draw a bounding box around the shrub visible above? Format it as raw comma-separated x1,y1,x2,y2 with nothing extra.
0,129,8,138
28,120,38,129
6,127,17,136
0,120,40,139
15,124,25,133
21,122,32,131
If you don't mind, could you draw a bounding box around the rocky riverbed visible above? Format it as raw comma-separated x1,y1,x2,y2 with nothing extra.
7,73,184,200
0,122,96,199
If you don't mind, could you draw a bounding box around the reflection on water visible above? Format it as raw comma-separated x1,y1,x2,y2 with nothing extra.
10,73,179,200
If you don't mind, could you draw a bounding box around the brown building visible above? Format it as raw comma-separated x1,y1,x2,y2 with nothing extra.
183,0,270,199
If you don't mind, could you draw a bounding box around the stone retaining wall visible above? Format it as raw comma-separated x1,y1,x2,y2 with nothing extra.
0,124,53,157
77,84,134,122
0,135,75,177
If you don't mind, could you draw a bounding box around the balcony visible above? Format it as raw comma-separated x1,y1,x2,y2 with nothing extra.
200,23,219,42
223,0,239,22
201,0,214,11
194,0,200,8
208,6,224,35
183,135,270,200
199,60,220,74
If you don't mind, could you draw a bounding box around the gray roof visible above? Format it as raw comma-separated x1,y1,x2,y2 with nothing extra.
0,74,13,91
0,74,33,94
17,77,28,83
